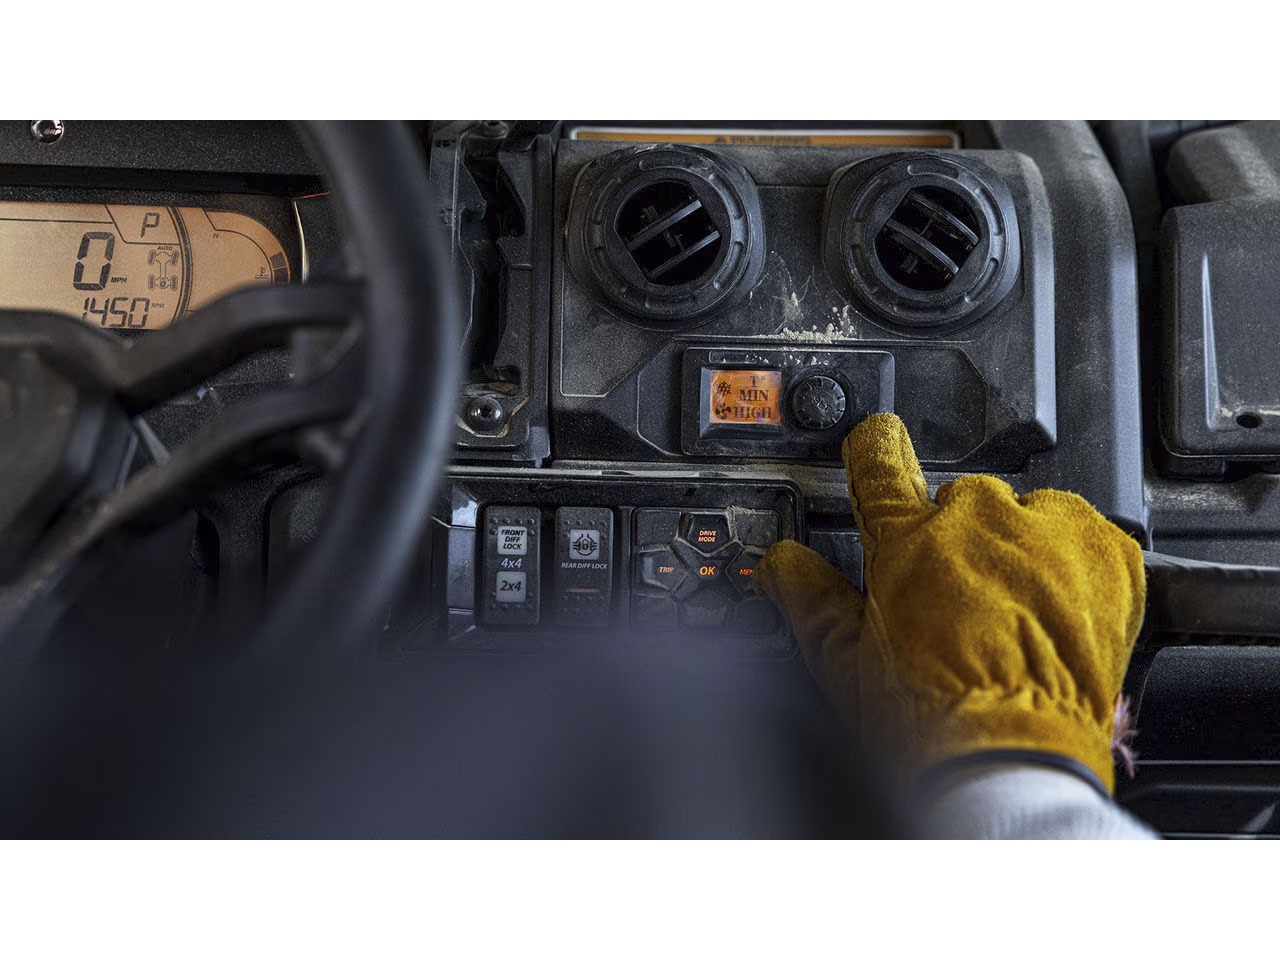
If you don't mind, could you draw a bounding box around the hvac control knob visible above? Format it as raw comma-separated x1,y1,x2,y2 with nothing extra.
789,375,847,431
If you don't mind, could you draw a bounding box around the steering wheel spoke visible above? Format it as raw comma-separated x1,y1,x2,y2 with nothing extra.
0,279,362,414
0,275,368,651
0,349,364,656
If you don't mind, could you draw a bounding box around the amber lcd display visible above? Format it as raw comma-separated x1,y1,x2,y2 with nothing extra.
0,202,290,330
708,369,782,425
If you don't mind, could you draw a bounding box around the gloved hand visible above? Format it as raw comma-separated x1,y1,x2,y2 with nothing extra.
755,413,1145,793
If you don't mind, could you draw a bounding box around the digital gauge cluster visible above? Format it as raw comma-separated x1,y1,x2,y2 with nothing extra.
0,201,291,330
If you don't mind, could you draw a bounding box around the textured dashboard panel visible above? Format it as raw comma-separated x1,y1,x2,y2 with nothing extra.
551,140,1057,472
0,120,316,177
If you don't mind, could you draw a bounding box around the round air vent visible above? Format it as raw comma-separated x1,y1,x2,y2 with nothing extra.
823,153,1021,332
566,145,766,324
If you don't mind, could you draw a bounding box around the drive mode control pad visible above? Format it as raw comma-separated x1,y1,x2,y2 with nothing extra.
631,508,781,642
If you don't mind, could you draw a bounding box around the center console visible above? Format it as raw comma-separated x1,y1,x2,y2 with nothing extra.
413,121,1145,658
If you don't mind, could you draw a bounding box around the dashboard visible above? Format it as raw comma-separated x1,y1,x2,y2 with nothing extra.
6,120,1280,836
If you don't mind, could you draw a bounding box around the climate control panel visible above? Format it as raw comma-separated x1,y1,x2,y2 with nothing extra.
550,139,1056,471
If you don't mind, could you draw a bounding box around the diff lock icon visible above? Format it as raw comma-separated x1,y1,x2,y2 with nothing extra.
569,530,601,560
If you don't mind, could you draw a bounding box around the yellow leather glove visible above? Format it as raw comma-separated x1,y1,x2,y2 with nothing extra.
755,413,1146,793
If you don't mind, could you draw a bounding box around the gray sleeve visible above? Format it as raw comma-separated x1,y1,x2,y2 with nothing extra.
922,764,1159,840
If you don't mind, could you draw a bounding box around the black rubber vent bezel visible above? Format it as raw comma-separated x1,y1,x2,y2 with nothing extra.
566,145,766,324
823,153,1022,333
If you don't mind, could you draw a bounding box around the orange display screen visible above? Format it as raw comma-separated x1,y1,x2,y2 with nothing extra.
709,369,782,425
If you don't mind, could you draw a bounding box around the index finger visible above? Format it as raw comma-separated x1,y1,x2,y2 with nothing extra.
842,413,933,551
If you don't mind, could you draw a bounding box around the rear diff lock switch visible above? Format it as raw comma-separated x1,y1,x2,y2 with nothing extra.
554,507,614,627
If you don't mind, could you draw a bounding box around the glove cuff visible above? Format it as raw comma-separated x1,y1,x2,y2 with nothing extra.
916,749,1110,802
914,695,1118,794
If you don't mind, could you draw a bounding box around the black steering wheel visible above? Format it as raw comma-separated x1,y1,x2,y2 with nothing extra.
0,121,460,664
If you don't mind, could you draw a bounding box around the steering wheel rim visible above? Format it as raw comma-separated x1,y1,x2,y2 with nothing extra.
0,120,461,662
258,121,460,659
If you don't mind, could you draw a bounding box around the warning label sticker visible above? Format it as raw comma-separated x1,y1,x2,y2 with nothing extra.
568,128,959,148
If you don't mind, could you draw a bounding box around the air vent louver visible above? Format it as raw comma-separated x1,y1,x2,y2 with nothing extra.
566,145,765,323
823,153,1021,331
874,186,981,291
617,182,723,286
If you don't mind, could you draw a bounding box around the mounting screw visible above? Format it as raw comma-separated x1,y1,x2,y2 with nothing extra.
30,120,64,144
465,396,506,431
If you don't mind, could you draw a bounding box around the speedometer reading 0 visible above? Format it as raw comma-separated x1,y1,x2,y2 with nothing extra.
0,201,291,330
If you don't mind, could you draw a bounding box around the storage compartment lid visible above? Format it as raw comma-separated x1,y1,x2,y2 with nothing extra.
1160,196,1280,468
